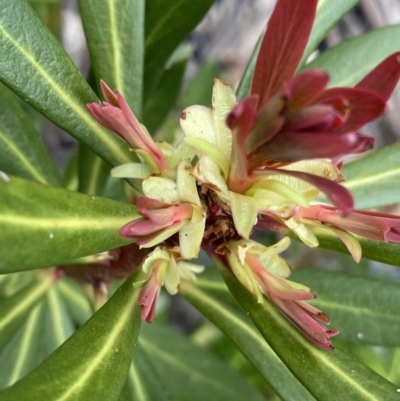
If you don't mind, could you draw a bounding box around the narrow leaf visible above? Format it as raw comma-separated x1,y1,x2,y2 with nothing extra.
57,279,93,327
119,348,169,401
310,227,400,267
236,37,261,100
299,0,362,67
0,83,61,186
0,0,134,168
290,269,400,346
341,142,400,209
304,24,400,87
78,0,144,116
143,60,186,133
42,286,76,354
215,255,400,401
0,276,51,350
144,0,214,101
181,275,316,401
0,303,45,389
140,323,265,401
0,274,141,401
78,143,111,196
0,175,138,272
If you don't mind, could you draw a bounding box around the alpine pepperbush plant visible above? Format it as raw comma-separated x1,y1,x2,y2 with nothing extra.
1,0,400,400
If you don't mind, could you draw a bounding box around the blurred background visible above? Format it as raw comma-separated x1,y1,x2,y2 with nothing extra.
33,0,400,169
10,1,400,397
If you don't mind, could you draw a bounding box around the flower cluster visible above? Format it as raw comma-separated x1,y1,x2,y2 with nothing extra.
87,0,400,350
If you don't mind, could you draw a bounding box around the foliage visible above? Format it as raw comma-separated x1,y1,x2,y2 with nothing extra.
1,0,400,400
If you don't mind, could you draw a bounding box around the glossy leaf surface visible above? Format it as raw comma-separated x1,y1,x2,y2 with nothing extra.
215,256,400,401
0,304,45,389
119,348,169,401
0,83,61,186
143,60,186,133
0,276,51,350
0,175,138,272
305,25,400,87
341,142,400,209
291,269,400,346
0,274,141,401
299,0,362,66
312,227,400,267
144,0,214,100
78,0,144,116
140,323,265,401
181,274,316,401
0,0,133,168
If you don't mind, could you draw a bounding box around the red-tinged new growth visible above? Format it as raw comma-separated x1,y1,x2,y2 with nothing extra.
227,238,338,349
227,0,400,210
121,197,195,247
86,80,168,172
85,0,400,350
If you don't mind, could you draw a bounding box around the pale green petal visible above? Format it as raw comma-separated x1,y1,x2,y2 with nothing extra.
184,137,229,178
142,177,179,203
285,218,319,248
251,188,299,218
179,218,206,259
236,240,255,265
177,261,204,281
276,159,342,201
192,155,230,202
229,191,258,239
227,246,256,295
164,257,180,295
309,223,362,263
258,254,291,278
283,159,342,180
135,149,160,174
158,141,197,170
212,79,236,161
142,247,171,274
247,179,310,207
177,159,201,206
180,105,215,142
191,205,205,224
111,163,151,179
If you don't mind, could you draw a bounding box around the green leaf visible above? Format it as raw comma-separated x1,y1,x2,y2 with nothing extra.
140,323,265,401
341,142,400,209
215,255,400,401
57,279,93,327
181,274,316,401
235,0,362,99
236,38,261,100
0,83,61,186
0,303,45,389
62,151,79,192
119,348,169,401
143,60,186,133
0,273,142,401
78,0,144,116
181,61,221,109
304,24,400,87
0,276,51,350
299,0,362,67
310,227,400,267
78,143,111,196
0,0,134,168
42,286,75,354
144,0,214,101
0,175,138,272
291,269,400,346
